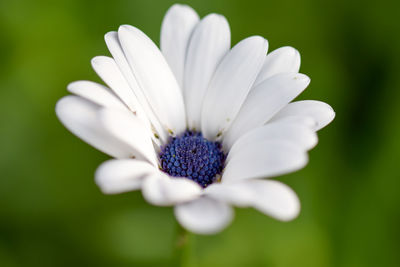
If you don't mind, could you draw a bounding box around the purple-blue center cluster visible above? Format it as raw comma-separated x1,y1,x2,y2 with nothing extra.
159,131,226,188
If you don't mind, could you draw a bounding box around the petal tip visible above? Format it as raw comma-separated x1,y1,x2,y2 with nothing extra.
118,24,137,37
203,13,228,24
294,73,311,84
168,3,193,12
104,31,117,41
90,55,102,66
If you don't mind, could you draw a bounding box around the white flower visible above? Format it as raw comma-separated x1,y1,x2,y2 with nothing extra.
56,4,335,234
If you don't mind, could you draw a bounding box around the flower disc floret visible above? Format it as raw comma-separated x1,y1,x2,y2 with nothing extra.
159,131,225,187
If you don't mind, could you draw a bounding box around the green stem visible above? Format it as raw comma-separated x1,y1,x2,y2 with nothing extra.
173,223,191,267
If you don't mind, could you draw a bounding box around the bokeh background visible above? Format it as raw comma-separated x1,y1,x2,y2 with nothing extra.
1,0,400,266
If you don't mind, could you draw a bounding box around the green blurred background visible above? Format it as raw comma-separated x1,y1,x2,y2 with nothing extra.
1,0,400,266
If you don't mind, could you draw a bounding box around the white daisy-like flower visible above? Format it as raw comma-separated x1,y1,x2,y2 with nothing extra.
56,4,335,234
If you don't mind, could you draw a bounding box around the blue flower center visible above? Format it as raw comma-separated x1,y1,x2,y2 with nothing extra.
159,131,226,188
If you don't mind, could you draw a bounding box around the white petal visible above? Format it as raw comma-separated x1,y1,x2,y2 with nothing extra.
161,4,199,88
254,46,301,87
142,173,202,206
200,36,268,140
95,159,157,194
270,100,335,131
105,31,168,143
55,96,133,158
118,25,187,135
99,108,158,166
270,115,317,129
223,73,310,148
222,140,308,183
184,14,231,130
91,56,155,139
67,80,126,110
91,56,143,116
206,180,300,221
226,122,317,163
174,197,233,234
204,183,251,207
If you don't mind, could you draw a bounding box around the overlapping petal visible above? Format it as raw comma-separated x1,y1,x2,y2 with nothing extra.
104,31,168,143
222,140,308,183
56,96,133,158
201,36,268,140
270,100,335,131
67,80,127,110
184,13,231,130
142,173,202,206
95,159,157,194
161,4,199,88
174,197,234,234
205,179,300,221
226,122,317,163
91,56,151,128
254,46,301,87
99,108,158,166
118,25,186,136
223,73,310,148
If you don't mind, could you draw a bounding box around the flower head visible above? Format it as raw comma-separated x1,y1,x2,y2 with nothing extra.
56,4,335,234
